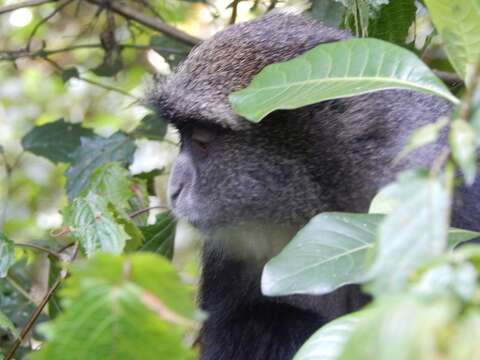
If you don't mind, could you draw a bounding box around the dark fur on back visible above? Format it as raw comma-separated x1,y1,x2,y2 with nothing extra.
150,11,480,360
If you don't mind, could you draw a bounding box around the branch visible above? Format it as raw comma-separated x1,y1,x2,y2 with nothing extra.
229,0,240,25
85,0,200,46
0,0,56,15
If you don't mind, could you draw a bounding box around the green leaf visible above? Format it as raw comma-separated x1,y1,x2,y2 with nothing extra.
21,119,95,164
448,228,480,248
65,132,136,200
339,296,458,360
366,171,450,295
450,119,477,185
294,312,361,360
132,114,167,141
395,116,449,162
0,310,17,338
261,213,383,296
63,192,129,256
424,0,480,82
82,163,134,212
368,0,416,46
229,38,459,122
0,233,15,278
309,0,346,28
32,253,195,360
447,310,480,360
139,212,177,259
61,67,79,83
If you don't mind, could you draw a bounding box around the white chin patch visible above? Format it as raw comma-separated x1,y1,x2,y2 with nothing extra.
207,223,300,263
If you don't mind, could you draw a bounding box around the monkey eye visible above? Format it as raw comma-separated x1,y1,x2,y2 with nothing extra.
191,127,215,151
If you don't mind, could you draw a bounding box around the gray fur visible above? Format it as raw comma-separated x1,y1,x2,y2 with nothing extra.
151,11,454,360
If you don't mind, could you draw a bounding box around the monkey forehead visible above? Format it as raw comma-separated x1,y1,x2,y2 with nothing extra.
152,12,350,130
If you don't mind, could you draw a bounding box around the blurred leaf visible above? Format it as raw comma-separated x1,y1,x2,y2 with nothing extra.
48,259,63,319
424,0,480,82
366,170,450,295
139,212,177,259
134,169,163,195
229,39,458,122
448,228,480,248
294,312,361,360
309,0,346,28
450,119,477,185
0,309,17,338
61,68,79,83
132,114,168,141
0,233,15,278
65,132,136,200
368,0,416,46
339,296,458,360
150,35,192,68
63,192,129,256
447,310,480,360
396,117,449,161
32,253,195,360
92,60,123,77
262,213,383,296
21,119,95,164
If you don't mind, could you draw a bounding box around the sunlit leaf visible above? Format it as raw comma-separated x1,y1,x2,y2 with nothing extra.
262,213,383,296
450,119,477,185
424,0,480,82
0,233,15,278
366,170,450,295
230,39,458,122
32,253,196,360
21,119,95,164
65,132,136,200
63,192,129,256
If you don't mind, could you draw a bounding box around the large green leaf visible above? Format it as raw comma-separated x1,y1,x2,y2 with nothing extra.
229,38,458,122
425,0,480,82
31,253,195,360
0,233,15,278
366,170,450,295
294,313,361,360
368,0,416,46
262,213,383,296
65,132,136,200
63,192,129,256
139,212,177,259
21,119,95,164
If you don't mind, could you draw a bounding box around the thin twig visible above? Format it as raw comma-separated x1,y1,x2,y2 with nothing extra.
128,205,168,219
229,0,240,25
5,243,79,360
6,275,37,305
79,76,140,99
0,0,56,15
267,0,278,12
84,0,200,45
27,0,75,51
15,243,61,259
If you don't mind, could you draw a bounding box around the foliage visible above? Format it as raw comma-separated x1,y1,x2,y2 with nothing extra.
0,0,479,359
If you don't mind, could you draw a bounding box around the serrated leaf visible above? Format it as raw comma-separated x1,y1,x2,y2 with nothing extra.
132,114,167,141
424,0,480,82
366,171,450,295
261,213,383,296
63,193,129,256
32,253,195,360
368,0,416,46
450,119,477,185
65,132,136,200
139,212,176,259
0,233,15,278
21,119,95,164
229,38,458,122
294,313,361,360
0,309,17,338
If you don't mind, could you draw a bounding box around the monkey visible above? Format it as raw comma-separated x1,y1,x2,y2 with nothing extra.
149,11,479,360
